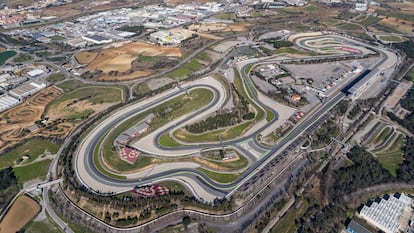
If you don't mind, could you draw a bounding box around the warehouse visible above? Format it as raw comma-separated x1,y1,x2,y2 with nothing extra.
359,193,412,233
82,35,113,45
0,94,20,113
9,81,46,100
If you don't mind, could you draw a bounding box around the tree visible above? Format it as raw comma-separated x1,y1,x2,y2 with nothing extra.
183,216,191,229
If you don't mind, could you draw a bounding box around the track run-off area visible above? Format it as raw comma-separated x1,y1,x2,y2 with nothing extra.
75,33,398,203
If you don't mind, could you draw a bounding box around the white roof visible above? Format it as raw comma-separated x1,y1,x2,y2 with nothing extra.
118,31,135,37
27,69,45,77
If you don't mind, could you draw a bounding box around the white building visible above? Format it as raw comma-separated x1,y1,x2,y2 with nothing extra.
150,29,194,46
82,35,113,45
355,2,368,11
0,94,20,113
27,69,45,78
359,193,412,233
9,81,46,100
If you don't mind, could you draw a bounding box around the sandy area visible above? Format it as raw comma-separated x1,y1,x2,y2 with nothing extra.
98,70,152,81
0,87,61,151
0,195,40,233
383,81,412,109
378,17,414,34
79,41,182,74
213,40,242,53
47,98,112,120
166,0,212,5
190,22,250,34
75,51,98,64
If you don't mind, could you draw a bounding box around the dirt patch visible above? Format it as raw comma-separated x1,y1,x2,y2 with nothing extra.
47,98,112,120
75,52,98,64
227,23,250,32
166,0,212,5
213,40,242,53
77,41,182,81
383,81,412,109
146,77,175,91
0,195,40,233
378,17,414,34
98,70,152,81
0,87,61,151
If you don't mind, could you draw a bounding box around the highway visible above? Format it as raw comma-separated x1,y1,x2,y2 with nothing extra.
73,34,396,205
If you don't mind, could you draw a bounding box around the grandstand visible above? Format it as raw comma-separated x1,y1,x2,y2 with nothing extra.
132,185,169,197
118,146,140,164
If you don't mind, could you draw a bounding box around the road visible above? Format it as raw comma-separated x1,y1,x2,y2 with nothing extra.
72,34,396,202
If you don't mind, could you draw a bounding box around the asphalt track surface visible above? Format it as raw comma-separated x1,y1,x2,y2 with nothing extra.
75,35,395,201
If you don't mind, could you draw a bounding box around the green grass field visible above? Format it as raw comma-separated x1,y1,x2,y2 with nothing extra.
56,80,87,92
376,134,404,176
271,200,308,233
13,160,51,185
184,58,203,71
173,129,225,143
372,127,393,146
407,68,414,81
361,16,381,26
0,140,59,169
167,67,192,79
221,121,253,140
337,23,363,30
51,86,123,106
159,133,183,147
213,13,236,20
50,35,65,41
102,88,213,172
197,168,239,184
233,68,264,121
266,109,275,122
378,35,407,43
93,131,127,179
0,50,17,66
13,54,33,63
24,219,61,233
197,51,211,62
47,73,66,83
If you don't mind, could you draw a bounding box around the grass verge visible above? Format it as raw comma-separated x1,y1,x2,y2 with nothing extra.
197,168,239,184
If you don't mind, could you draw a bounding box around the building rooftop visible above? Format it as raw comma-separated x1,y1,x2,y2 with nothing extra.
347,219,372,233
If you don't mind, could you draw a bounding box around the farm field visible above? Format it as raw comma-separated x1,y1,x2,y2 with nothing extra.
0,195,40,233
76,41,182,81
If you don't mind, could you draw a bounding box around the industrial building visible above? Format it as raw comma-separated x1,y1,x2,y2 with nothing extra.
81,35,113,45
27,69,45,78
9,81,46,100
150,29,194,46
115,122,151,146
359,193,412,233
346,219,372,233
342,69,383,99
0,94,20,113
